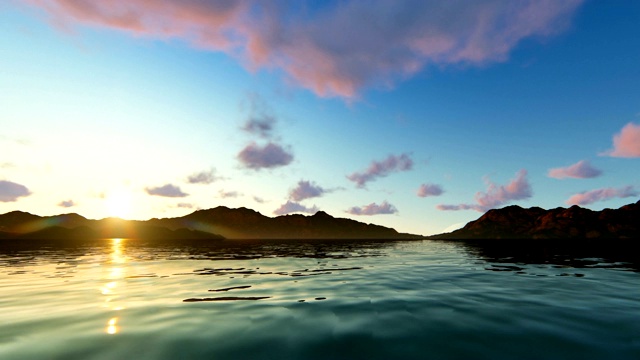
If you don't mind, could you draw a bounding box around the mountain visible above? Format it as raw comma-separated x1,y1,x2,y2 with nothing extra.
0,207,421,240
147,207,421,239
428,200,640,239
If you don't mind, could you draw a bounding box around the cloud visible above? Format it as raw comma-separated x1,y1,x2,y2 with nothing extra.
0,180,31,202
145,184,188,197
218,189,241,198
346,201,398,215
57,199,76,208
289,180,326,202
548,160,602,179
187,169,222,184
240,93,278,138
176,203,194,209
237,142,294,169
273,200,318,215
436,204,476,211
253,196,266,204
24,0,583,98
565,186,638,206
417,183,444,197
437,169,532,212
347,153,413,188
602,122,640,158
242,115,275,139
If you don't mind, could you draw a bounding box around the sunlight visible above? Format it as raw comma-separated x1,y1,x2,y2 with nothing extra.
104,190,133,219
106,317,118,335
102,238,126,334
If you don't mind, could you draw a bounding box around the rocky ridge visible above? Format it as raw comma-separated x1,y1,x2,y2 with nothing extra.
428,200,640,239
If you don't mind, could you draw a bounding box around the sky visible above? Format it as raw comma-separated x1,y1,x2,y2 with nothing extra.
1,0,639,236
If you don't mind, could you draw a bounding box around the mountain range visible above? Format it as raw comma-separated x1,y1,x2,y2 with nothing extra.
0,206,421,240
428,200,640,239
1,200,638,241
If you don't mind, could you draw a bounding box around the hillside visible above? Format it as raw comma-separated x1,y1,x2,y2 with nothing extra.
0,207,421,240
428,200,640,239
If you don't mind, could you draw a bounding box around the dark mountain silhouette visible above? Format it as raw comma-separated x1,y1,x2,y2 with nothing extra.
0,207,421,240
428,200,640,239
147,207,420,239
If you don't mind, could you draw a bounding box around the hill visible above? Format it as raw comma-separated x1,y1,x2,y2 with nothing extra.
428,200,640,239
0,207,421,240
147,207,420,239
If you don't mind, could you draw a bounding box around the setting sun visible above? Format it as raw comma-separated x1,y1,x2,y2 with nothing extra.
105,190,133,219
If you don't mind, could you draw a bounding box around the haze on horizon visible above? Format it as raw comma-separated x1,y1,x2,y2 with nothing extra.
2,0,639,236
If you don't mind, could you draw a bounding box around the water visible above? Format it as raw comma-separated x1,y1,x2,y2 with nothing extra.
1,238,639,359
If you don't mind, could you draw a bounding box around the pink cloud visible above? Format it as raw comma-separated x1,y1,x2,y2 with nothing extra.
565,186,637,206
24,0,583,98
548,160,602,179
603,123,640,158
346,201,398,216
237,142,294,170
273,200,318,216
417,183,444,197
290,180,326,202
347,153,413,188
437,169,532,212
436,204,476,211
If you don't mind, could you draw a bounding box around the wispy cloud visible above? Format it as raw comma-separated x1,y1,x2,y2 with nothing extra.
237,142,294,170
290,180,326,202
417,183,444,197
187,169,222,184
548,160,602,179
57,199,76,208
242,116,275,139
218,189,241,198
602,122,640,158
236,94,294,169
253,196,266,204
145,184,188,198
346,201,398,216
437,169,532,212
240,93,277,139
176,203,194,209
566,186,637,206
0,180,31,202
273,200,318,216
24,0,583,98
347,153,413,188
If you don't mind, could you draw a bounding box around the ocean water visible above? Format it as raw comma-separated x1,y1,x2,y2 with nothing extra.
1,238,639,360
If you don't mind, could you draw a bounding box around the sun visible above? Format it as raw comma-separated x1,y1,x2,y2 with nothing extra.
104,189,133,219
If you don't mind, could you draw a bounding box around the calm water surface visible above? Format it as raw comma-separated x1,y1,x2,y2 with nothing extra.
1,238,639,359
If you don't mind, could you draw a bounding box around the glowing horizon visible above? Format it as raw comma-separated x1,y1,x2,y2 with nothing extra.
2,1,640,235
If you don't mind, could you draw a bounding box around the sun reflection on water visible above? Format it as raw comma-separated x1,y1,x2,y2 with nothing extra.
106,317,118,335
103,238,126,334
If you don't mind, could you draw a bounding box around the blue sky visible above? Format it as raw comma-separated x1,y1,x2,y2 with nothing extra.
2,0,639,235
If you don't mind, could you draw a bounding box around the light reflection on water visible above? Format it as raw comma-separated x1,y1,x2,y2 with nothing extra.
103,238,125,334
0,238,639,359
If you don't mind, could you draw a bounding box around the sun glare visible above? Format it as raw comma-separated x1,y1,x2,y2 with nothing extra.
105,190,133,219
